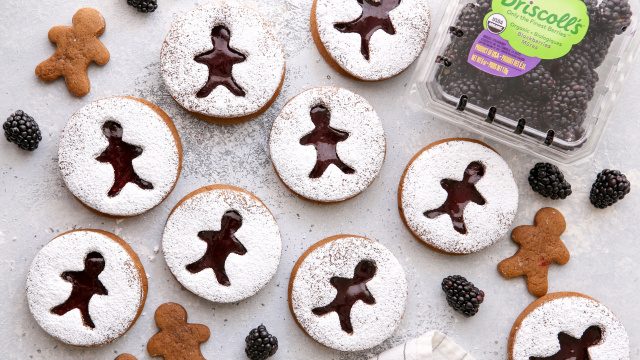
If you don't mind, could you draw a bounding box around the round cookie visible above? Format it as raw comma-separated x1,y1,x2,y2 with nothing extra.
26,230,147,347
161,0,285,122
311,0,431,81
289,235,407,351
509,292,630,360
162,184,282,303
270,87,385,202
59,97,182,217
398,138,518,254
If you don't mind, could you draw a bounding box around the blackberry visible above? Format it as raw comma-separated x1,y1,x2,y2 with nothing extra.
442,77,485,103
528,163,572,199
599,0,633,35
3,110,42,151
521,65,556,99
550,80,591,116
590,169,631,208
497,96,543,122
441,275,484,317
574,30,615,69
245,324,278,360
127,0,157,13
454,1,491,39
549,52,591,83
539,99,586,142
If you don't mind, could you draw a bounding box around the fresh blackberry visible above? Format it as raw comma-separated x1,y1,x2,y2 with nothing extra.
441,275,484,317
550,80,591,116
497,96,543,123
599,0,633,35
454,1,491,39
127,0,157,13
550,52,591,83
584,0,600,20
574,30,615,69
442,77,485,103
590,169,631,208
245,324,278,360
3,110,42,151
528,163,572,199
521,65,556,99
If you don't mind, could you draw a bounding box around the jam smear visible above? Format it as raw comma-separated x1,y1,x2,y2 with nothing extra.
50,252,108,328
96,120,154,197
334,0,401,60
299,105,355,178
194,25,246,98
186,210,247,287
312,260,377,334
530,326,603,360
424,161,486,235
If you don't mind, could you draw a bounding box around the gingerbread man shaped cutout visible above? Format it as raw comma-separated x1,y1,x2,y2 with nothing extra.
35,8,110,97
498,208,570,297
147,303,210,360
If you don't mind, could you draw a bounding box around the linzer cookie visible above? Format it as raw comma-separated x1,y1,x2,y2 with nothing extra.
509,292,630,360
289,235,407,351
58,97,182,217
499,208,570,297
35,8,110,97
160,0,285,122
26,230,147,347
311,0,431,80
270,87,385,202
399,138,518,254
163,185,282,303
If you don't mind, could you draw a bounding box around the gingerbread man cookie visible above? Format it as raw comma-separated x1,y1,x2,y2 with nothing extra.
498,208,570,297
147,303,210,360
115,355,138,360
35,8,110,97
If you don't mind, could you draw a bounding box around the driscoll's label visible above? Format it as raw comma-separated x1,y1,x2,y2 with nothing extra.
468,0,590,77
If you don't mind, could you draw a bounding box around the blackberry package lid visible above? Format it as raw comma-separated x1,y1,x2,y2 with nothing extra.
411,0,640,163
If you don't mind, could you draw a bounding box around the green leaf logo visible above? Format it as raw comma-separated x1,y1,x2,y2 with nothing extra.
484,0,590,59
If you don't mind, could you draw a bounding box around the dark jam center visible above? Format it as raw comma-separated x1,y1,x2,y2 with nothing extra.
334,0,401,60
186,210,247,287
194,25,247,98
50,251,108,329
424,161,486,234
530,326,603,360
95,120,153,197
312,260,377,334
299,105,355,178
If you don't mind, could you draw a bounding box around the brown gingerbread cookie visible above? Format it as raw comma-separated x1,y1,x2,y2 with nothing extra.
147,303,210,360
498,207,570,297
35,8,109,97
115,354,138,360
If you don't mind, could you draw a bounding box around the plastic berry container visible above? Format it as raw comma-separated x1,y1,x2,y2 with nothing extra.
409,0,640,163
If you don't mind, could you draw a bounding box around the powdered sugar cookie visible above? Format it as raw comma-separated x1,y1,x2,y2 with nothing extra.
289,235,407,351
311,0,431,81
161,0,285,122
26,230,147,347
399,138,518,254
59,97,182,217
163,185,282,303
509,292,630,360
270,87,385,202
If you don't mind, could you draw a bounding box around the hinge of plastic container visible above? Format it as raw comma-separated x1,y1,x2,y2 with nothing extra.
485,107,497,123
456,95,468,111
435,56,452,67
515,118,526,134
544,130,555,146
448,26,464,37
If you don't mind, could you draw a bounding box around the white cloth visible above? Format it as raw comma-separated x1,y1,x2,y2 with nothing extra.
371,331,475,360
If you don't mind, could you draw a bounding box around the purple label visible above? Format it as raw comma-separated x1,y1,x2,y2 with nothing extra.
467,30,541,78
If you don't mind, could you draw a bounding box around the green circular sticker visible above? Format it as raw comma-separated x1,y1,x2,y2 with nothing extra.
484,0,590,59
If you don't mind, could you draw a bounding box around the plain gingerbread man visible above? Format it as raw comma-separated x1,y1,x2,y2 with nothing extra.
498,208,570,297
35,8,110,97
147,303,210,360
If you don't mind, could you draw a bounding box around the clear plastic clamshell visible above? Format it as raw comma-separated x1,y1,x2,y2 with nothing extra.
410,0,640,163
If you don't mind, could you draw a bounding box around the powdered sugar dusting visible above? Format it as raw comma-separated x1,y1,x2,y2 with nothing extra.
162,185,282,303
58,97,181,217
400,140,518,254
314,0,431,80
160,0,285,119
290,236,407,352
270,87,385,202
26,230,145,347
512,294,629,359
